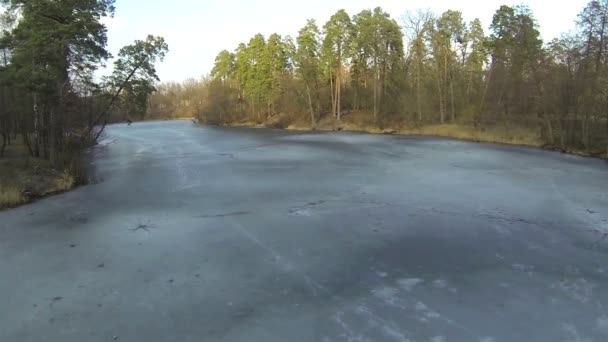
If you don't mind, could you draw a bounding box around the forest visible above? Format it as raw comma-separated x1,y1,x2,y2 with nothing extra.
2,1,608,208
149,2,608,157
0,0,167,207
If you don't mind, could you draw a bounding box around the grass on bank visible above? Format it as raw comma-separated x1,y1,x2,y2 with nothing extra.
282,111,543,147
0,184,26,208
240,110,608,158
201,110,607,158
55,169,76,192
0,141,79,209
401,124,542,147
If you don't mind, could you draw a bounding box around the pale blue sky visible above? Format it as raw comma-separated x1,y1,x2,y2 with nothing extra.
102,0,589,82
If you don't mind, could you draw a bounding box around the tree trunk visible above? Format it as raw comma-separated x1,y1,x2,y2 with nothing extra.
570,106,578,147
595,17,606,73
478,65,495,128
329,69,336,119
33,93,40,157
383,55,388,102
47,44,71,168
496,65,510,132
417,61,423,122
49,108,60,167
582,112,590,151
445,52,452,122
352,80,358,111
543,115,554,145
22,131,33,157
306,84,315,129
314,78,321,119
450,75,456,122
267,102,271,122
496,93,510,132
531,65,552,145
373,62,379,122
0,133,6,158
336,62,341,121
12,119,18,142
91,56,150,142
605,111,608,140
503,103,511,132
466,66,473,102
436,74,444,124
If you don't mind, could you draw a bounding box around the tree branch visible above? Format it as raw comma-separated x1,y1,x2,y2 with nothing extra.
87,56,149,142
39,14,68,25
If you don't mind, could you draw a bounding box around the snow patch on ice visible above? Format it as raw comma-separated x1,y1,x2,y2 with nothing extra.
372,286,399,300
596,316,608,335
553,278,596,303
397,278,423,292
289,209,312,216
432,279,448,289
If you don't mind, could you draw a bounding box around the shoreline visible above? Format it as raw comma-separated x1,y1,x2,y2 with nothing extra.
204,119,608,161
3,119,605,210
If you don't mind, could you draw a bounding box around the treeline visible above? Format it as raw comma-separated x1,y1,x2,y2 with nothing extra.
0,0,167,168
149,2,608,155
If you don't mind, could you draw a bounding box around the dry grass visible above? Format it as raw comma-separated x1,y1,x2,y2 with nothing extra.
231,110,544,149
402,124,542,147
54,169,76,192
207,112,604,159
0,141,79,209
315,111,542,147
0,184,25,208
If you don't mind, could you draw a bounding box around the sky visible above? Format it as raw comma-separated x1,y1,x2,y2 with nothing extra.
102,0,590,83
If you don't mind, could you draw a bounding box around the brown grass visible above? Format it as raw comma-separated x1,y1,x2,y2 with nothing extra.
0,184,25,208
0,141,79,209
307,112,543,147
54,169,76,192
401,124,542,147
208,111,605,159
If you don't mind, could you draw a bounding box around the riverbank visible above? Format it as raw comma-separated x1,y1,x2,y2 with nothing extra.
0,142,78,210
204,111,607,160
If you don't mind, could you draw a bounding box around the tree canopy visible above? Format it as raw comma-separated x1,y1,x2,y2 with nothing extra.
150,2,607,156
0,0,168,166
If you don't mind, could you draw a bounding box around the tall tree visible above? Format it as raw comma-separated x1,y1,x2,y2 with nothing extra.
352,8,404,121
265,33,288,116
464,18,487,121
374,8,405,118
93,35,168,139
577,0,608,148
403,10,433,122
323,9,352,121
487,5,542,130
4,0,115,165
428,10,466,123
211,50,235,84
296,19,322,128
244,34,269,121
